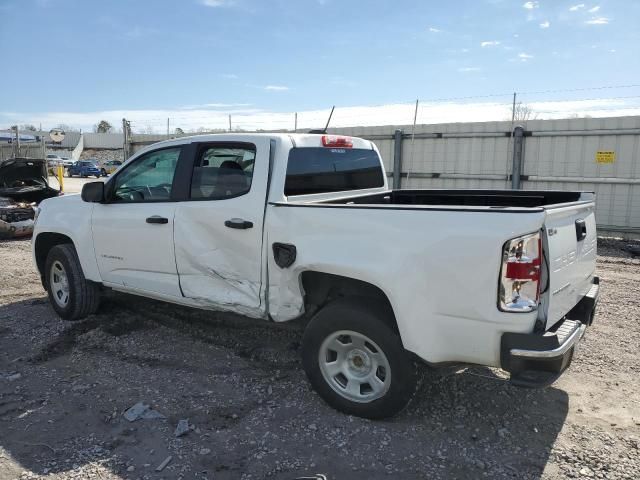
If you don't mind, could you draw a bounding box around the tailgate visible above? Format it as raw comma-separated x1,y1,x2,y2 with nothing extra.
544,198,597,328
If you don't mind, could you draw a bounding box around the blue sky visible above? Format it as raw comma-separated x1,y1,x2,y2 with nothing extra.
1,0,639,131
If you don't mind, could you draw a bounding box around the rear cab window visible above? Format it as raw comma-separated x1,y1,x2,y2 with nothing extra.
284,147,384,196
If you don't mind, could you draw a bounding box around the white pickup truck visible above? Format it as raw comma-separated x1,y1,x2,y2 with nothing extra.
32,133,600,418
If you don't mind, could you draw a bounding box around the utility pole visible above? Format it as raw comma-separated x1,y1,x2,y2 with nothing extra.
511,92,517,123
122,118,129,161
228,114,232,132
167,118,170,138
294,112,298,132
15,125,20,157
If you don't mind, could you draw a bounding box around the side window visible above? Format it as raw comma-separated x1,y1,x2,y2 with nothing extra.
190,145,255,199
111,147,181,203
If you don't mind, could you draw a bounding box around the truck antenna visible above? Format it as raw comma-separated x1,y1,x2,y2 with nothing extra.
323,105,335,133
308,105,335,134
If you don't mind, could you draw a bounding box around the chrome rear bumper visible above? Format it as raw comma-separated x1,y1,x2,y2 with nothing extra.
500,276,599,388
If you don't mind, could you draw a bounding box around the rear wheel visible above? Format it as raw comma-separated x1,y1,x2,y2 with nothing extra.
302,299,417,419
45,244,100,320
101,168,107,177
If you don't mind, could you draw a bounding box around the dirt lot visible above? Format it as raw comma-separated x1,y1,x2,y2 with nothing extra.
1,238,639,480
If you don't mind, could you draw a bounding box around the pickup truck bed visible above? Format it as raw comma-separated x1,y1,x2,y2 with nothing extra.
320,189,584,208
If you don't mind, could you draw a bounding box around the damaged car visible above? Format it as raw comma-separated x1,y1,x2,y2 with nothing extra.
0,157,60,238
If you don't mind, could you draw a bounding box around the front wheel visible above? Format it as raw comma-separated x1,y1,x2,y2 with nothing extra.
101,169,107,177
302,299,417,419
45,244,100,320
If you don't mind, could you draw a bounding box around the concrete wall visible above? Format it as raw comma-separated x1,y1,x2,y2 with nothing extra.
83,133,124,149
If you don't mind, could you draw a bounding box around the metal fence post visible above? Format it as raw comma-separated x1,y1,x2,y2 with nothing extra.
511,126,525,190
393,129,403,189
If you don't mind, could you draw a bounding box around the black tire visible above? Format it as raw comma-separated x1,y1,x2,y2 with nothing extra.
44,244,100,321
302,298,417,419
101,169,107,177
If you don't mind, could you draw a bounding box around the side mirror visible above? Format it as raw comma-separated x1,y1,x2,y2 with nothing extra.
81,181,105,203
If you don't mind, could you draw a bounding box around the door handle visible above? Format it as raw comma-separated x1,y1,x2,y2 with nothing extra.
225,218,253,229
575,219,587,241
146,215,168,224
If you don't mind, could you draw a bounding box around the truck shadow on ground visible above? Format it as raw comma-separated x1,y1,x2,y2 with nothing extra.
0,294,569,479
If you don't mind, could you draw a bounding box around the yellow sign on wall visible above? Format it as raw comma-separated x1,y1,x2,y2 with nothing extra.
595,151,615,164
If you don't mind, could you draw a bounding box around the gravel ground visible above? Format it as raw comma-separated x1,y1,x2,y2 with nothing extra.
0,237,639,480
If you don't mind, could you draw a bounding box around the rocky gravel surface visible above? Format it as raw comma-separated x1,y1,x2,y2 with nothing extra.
1,237,639,480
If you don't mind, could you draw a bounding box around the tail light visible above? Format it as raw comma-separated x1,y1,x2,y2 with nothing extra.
321,135,353,148
498,232,541,312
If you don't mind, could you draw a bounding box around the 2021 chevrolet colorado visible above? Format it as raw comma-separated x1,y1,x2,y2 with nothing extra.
32,133,599,418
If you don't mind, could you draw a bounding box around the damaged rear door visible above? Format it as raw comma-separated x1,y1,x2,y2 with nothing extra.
173,139,271,317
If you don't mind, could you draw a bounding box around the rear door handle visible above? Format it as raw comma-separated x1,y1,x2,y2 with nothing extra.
146,215,168,224
225,218,253,229
575,219,587,241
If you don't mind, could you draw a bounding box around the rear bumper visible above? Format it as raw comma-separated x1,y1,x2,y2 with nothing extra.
500,276,599,387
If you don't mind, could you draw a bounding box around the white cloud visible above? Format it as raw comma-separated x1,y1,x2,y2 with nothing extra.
569,3,585,11
264,85,289,91
588,5,600,12
220,73,238,79
518,52,534,61
180,103,253,110
458,67,481,73
585,16,610,24
480,40,500,47
428,27,441,33
200,0,234,6
523,1,539,9
539,20,550,28
6,98,640,134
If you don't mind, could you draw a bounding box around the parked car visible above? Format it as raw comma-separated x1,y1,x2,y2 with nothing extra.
32,133,600,419
67,160,101,178
99,160,123,177
0,157,60,238
60,157,75,168
46,154,63,165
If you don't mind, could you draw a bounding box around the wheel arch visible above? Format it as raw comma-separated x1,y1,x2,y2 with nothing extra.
299,270,400,335
34,232,74,280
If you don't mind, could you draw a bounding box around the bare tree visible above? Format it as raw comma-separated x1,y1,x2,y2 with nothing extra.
54,123,80,133
93,120,113,133
512,102,537,122
21,124,37,131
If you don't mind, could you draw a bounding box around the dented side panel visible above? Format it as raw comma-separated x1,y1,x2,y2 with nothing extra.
173,137,273,318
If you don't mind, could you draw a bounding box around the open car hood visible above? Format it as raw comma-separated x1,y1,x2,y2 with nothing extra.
0,157,60,203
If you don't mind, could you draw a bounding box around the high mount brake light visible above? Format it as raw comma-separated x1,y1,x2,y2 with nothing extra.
321,135,353,148
498,232,542,312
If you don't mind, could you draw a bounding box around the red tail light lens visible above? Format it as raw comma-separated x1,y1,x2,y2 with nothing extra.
321,135,353,148
498,232,541,312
